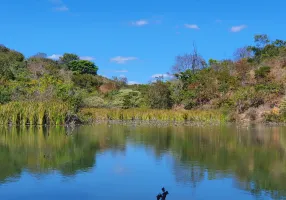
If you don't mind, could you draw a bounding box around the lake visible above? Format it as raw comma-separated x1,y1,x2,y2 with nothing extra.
0,124,286,200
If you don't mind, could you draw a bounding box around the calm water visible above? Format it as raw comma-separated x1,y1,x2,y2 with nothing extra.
0,124,286,200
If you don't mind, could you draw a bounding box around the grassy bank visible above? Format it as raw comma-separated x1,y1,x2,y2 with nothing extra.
0,102,227,125
79,108,227,124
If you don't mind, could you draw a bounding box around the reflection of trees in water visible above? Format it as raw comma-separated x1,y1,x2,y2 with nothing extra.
0,126,99,182
172,162,205,188
127,125,286,199
1,125,286,199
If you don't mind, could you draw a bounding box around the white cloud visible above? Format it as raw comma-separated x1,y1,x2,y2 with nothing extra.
49,0,63,4
54,5,69,11
114,69,128,73
131,20,149,26
151,73,173,79
49,0,69,12
110,56,138,64
128,81,139,85
47,54,62,60
231,25,247,32
185,24,200,30
80,56,95,61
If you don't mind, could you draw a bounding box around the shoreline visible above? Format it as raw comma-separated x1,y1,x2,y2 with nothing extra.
1,119,286,128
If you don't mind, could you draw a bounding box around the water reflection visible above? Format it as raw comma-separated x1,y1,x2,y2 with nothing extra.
0,124,286,199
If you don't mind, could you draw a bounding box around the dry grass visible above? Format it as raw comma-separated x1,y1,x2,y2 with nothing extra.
79,108,227,123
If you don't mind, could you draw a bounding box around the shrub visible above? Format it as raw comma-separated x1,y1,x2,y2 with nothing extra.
255,83,284,94
148,80,173,109
232,87,264,113
82,96,106,108
110,89,142,109
255,66,271,80
0,86,11,104
56,84,84,111
72,74,101,90
280,96,286,117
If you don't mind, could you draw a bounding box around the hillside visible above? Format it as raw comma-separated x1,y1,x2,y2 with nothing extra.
0,34,286,124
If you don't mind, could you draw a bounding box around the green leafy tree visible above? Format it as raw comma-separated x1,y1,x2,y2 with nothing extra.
60,53,80,64
0,46,26,81
148,79,173,109
123,90,142,108
67,60,98,75
248,35,286,63
254,34,270,48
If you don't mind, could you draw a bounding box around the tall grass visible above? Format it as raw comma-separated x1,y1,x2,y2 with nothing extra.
0,103,227,125
79,108,227,123
0,101,70,125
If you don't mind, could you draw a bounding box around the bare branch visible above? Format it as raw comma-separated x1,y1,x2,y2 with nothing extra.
172,43,206,73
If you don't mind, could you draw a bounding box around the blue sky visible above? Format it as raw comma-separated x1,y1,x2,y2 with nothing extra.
0,0,285,84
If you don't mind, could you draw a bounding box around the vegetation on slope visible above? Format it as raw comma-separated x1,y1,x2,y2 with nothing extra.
0,34,286,124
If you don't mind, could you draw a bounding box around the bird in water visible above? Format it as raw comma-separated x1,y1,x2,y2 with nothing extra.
156,187,169,200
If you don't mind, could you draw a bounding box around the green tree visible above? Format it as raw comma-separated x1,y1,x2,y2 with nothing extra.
0,46,26,81
148,79,173,109
60,53,80,64
67,60,98,75
254,34,270,48
248,35,286,63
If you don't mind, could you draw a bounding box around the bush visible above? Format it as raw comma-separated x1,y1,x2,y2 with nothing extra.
255,83,284,94
280,96,286,117
56,84,84,111
232,87,264,113
148,80,173,109
263,107,284,122
72,74,101,90
0,86,11,104
110,89,142,109
82,96,106,108
214,97,234,109
255,66,271,80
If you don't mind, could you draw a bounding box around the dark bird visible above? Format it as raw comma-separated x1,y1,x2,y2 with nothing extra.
156,187,169,200
162,191,169,200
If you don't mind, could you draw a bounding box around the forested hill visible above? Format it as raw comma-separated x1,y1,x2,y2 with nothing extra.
1,34,286,124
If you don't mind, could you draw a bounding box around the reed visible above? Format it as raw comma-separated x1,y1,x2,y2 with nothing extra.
79,108,227,123
0,101,70,125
